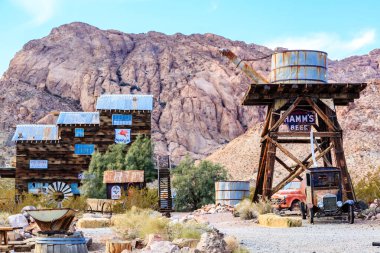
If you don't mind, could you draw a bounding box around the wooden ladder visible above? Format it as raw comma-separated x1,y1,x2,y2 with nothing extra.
158,168,172,216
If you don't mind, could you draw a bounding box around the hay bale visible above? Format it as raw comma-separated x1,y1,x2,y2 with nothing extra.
77,218,111,228
258,214,302,228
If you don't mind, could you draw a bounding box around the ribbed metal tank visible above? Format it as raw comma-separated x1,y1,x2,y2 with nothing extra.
270,50,327,84
215,181,250,206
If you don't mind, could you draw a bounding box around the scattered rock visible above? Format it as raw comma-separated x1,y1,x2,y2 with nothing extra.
143,241,180,253
172,238,199,248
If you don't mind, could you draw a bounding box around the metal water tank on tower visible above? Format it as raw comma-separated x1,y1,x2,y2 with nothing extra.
270,50,327,84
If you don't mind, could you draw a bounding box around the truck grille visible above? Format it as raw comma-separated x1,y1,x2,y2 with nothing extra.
323,195,337,211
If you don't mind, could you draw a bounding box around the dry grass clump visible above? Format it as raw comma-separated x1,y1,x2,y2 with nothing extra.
112,207,209,241
234,199,258,220
224,235,250,253
112,206,169,240
252,197,272,215
112,187,159,213
168,220,210,240
0,212,10,226
258,213,302,227
64,196,88,212
77,218,111,228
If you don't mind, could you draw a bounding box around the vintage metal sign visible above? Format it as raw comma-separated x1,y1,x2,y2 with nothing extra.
284,110,316,132
111,185,122,200
29,160,48,169
115,129,131,144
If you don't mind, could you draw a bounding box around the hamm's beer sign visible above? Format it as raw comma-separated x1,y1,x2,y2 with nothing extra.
115,129,131,144
284,110,316,132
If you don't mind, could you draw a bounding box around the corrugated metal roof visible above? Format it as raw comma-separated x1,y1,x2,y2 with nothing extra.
12,125,58,141
57,112,100,125
96,94,153,111
103,170,145,183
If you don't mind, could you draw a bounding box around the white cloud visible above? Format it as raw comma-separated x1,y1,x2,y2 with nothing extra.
11,0,59,26
265,29,376,59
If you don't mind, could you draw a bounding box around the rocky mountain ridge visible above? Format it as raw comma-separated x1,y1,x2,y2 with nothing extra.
1,22,379,182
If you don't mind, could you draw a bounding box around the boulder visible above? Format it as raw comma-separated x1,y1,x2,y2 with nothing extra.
7,214,28,228
196,229,228,253
143,241,180,253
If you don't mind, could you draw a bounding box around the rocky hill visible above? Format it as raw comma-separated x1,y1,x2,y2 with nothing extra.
1,22,379,182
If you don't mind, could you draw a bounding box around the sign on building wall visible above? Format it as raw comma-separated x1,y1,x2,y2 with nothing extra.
115,129,131,144
27,182,49,194
283,110,316,132
111,185,122,199
29,160,48,169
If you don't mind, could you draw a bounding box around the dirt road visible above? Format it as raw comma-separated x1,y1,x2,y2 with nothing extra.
204,213,380,253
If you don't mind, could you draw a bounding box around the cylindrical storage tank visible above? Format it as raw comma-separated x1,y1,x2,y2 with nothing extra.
270,50,327,84
35,235,88,253
215,181,250,206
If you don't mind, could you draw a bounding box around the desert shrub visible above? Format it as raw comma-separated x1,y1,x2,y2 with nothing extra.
0,212,10,226
355,167,380,203
168,220,209,240
112,207,170,240
172,157,227,211
224,235,250,253
123,187,159,210
252,197,272,215
63,196,88,212
234,199,258,220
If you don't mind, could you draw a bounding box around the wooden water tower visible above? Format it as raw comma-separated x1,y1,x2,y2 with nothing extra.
220,49,366,202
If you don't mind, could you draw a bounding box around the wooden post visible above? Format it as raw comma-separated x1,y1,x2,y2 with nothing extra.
106,240,133,253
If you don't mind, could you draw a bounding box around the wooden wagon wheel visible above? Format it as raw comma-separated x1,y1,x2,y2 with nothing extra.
47,181,73,207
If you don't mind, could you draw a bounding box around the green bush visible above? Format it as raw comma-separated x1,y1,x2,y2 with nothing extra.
355,167,380,203
81,136,156,198
172,157,227,211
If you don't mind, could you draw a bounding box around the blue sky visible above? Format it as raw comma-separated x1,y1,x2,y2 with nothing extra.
0,0,379,75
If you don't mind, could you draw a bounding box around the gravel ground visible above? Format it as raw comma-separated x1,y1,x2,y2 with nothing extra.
204,213,380,253
81,227,117,252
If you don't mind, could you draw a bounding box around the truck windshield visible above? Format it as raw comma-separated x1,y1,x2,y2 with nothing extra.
283,181,301,190
312,172,340,188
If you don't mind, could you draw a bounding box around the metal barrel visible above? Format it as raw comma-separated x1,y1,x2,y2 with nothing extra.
270,50,328,84
35,236,88,253
215,181,250,206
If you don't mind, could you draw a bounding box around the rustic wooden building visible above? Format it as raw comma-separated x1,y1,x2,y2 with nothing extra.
103,170,145,199
12,94,153,195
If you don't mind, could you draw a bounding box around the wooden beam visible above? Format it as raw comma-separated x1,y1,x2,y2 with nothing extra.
305,97,339,131
272,143,334,194
314,137,332,167
267,137,307,171
269,97,303,132
270,132,341,138
275,156,303,181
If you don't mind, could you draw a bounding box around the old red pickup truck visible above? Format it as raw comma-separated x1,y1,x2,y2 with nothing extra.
271,180,306,211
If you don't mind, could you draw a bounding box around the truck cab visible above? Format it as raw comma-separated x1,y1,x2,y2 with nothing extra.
271,180,306,211
301,167,355,224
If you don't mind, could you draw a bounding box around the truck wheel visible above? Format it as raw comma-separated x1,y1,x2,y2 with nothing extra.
300,202,307,220
308,208,314,224
348,205,354,224
290,200,301,212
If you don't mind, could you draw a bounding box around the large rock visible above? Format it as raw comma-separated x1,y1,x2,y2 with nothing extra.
196,229,228,253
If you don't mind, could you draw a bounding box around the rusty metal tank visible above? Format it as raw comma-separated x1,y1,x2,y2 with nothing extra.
270,50,327,84
215,181,250,206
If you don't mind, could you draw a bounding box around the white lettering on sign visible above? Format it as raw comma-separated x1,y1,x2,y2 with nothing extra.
283,110,316,132
29,160,48,169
